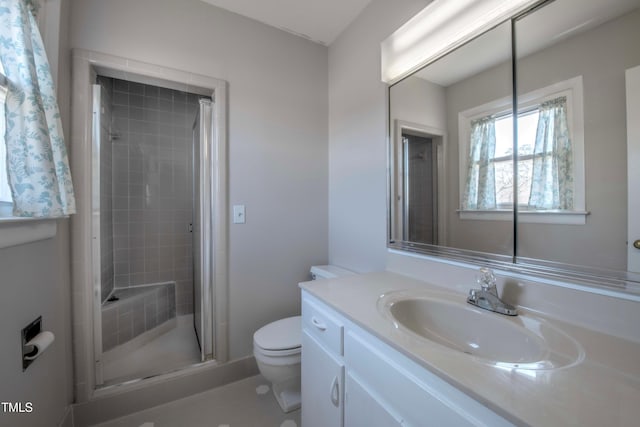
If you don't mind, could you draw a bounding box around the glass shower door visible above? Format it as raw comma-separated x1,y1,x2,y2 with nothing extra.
193,99,215,361
91,83,105,385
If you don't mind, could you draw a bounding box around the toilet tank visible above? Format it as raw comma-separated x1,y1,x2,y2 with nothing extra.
310,265,354,280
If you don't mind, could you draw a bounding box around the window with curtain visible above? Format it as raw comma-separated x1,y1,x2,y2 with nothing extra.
458,77,586,224
528,97,574,210
0,0,76,218
462,91,580,217
462,116,499,210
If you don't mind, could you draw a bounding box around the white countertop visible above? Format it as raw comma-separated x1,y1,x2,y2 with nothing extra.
299,271,640,427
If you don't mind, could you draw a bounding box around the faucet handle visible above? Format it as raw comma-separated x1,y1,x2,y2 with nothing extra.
477,267,497,291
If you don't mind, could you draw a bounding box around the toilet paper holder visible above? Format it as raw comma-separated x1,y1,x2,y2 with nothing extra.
22,316,42,371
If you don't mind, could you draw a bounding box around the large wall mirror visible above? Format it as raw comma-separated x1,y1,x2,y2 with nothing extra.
388,0,640,290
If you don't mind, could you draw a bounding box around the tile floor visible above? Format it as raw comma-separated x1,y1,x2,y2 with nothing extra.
103,315,201,385
92,375,301,427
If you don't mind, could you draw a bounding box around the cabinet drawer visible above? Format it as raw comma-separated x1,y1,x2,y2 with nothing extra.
302,297,344,356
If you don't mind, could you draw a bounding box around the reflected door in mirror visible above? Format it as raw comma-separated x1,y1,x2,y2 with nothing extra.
403,133,437,244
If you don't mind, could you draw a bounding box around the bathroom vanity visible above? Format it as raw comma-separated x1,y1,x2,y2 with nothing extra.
299,272,640,427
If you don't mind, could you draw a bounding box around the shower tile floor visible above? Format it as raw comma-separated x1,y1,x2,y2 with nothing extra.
91,375,301,427
103,314,201,385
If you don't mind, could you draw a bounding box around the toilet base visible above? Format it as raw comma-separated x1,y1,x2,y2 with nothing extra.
272,377,301,413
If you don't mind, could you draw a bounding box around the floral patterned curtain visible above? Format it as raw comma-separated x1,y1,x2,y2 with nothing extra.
528,96,573,210
463,116,497,210
0,0,76,217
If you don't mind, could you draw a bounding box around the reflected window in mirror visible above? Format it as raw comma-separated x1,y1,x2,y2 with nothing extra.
387,0,640,288
459,76,586,224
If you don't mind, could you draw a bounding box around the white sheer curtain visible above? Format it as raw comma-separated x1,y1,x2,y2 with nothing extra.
528,96,573,210
463,116,497,209
0,0,76,217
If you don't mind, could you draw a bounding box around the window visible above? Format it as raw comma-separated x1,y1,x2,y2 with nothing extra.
494,110,536,208
458,76,587,224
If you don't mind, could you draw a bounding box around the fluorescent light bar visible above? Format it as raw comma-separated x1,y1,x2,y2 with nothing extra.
381,0,540,84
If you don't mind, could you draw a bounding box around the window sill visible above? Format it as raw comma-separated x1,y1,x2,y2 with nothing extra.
0,214,59,249
458,209,589,225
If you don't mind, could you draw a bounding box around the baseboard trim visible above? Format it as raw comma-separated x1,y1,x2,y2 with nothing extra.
72,356,258,427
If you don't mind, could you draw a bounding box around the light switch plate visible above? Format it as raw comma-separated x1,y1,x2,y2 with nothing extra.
233,205,245,224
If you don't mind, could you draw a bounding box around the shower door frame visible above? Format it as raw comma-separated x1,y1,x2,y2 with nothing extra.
71,49,228,402
193,98,215,360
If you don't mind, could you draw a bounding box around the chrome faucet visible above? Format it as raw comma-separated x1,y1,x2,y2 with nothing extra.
467,268,517,316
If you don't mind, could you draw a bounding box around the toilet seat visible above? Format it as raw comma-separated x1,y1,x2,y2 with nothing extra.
255,346,300,357
253,316,301,353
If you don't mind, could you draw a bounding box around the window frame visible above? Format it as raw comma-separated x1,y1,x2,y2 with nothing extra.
457,75,588,224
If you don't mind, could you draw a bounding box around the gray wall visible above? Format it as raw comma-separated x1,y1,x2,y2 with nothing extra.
70,0,329,359
0,2,74,426
0,241,71,426
390,76,446,127
328,0,433,272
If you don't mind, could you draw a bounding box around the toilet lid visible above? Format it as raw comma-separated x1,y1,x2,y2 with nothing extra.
254,316,301,351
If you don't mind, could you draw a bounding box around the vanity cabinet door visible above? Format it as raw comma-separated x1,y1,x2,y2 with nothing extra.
301,331,344,427
345,330,513,427
345,371,404,427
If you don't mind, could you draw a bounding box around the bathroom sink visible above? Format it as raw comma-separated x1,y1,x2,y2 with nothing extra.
378,291,583,369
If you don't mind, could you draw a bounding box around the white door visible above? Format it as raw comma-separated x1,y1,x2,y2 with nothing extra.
627,66,640,272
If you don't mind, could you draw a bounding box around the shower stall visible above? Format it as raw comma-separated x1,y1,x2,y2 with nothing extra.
91,76,216,386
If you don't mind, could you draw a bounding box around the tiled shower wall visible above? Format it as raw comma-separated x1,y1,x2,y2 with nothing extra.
98,77,114,303
102,283,176,352
108,78,201,315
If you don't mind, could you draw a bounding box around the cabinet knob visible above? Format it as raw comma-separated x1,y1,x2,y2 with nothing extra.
634,240,640,250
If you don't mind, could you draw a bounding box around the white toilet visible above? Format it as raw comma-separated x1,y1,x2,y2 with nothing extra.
253,265,354,413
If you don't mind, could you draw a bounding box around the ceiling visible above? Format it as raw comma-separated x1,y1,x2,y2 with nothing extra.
200,0,372,46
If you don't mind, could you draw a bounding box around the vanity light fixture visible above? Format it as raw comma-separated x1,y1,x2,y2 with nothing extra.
380,0,540,84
